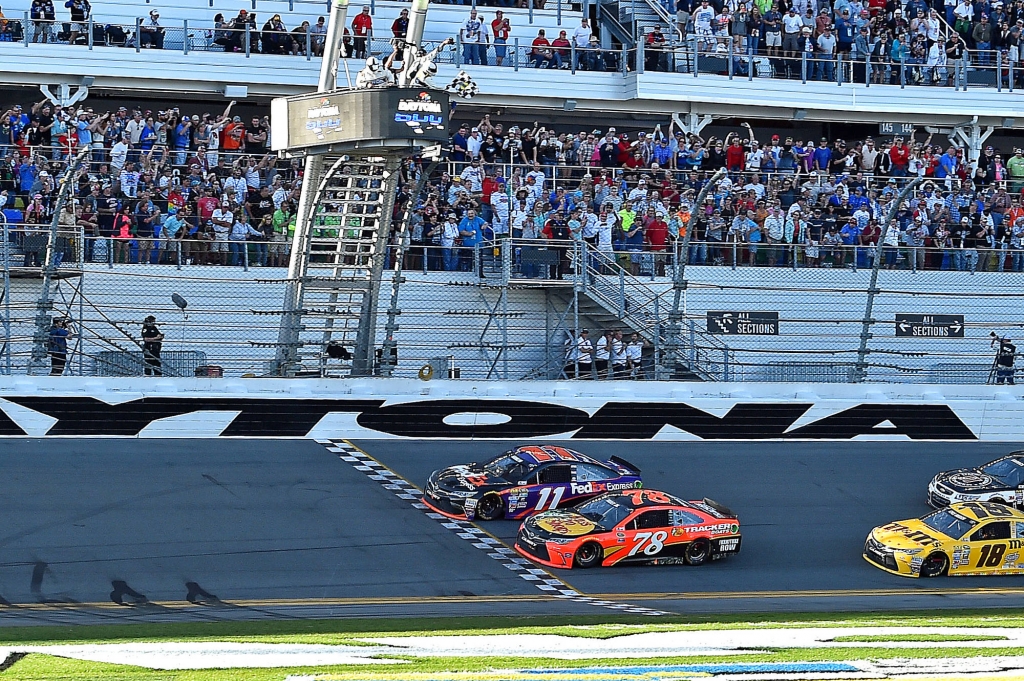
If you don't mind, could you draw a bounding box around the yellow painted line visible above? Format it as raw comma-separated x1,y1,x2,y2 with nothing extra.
5,585,1024,611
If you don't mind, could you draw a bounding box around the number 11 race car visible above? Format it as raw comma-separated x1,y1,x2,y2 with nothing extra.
515,489,742,569
422,445,642,521
864,501,1024,577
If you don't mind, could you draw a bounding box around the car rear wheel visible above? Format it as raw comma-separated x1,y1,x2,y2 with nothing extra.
920,552,949,578
685,538,711,566
574,542,603,568
476,494,504,521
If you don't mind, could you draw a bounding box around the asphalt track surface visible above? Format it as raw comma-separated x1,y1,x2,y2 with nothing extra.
4,437,1024,625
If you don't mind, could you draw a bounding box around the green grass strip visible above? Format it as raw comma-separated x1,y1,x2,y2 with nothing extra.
830,633,1009,643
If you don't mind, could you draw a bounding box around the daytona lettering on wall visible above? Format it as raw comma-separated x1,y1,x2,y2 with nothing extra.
0,396,979,440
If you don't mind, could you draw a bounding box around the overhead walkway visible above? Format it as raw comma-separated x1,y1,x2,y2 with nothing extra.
3,40,1021,128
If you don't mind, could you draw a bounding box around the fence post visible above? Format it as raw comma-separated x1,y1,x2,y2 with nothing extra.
571,43,576,74
962,53,968,90
688,319,696,369
557,0,562,26
456,32,462,67
23,12,29,46
243,240,249,271
801,50,807,83
731,240,737,270
900,52,905,88
88,16,93,49
637,32,644,74
529,0,534,23
618,268,625,317
747,41,753,81
108,237,114,268
245,22,250,57
136,17,142,52
514,37,519,71
176,240,182,270
183,19,189,54
837,51,843,85
306,26,311,60
792,242,798,270
997,50,1003,91
1011,56,1015,92
728,38,733,79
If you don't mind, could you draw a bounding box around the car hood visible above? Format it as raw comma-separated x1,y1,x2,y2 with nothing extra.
872,520,947,551
430,463,507,493
524,510,600,539
934,468,1007,493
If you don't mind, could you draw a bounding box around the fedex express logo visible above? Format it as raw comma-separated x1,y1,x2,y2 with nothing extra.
571,481,643,495
395,91,444,132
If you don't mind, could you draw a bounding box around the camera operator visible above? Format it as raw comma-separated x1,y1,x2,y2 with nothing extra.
47,317,72,375
992,332,1017,385
142,315,164,377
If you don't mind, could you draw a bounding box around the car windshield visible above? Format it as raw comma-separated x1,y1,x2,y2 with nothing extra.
575,496,633,530
483,454,531,481
921,508,978,539
982,458,1024,487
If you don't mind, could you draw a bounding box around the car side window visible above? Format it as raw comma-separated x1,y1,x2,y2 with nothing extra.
537,464,572,484
669,509,704,526
971,521,1012,542
628,509,671,530
575,463,615,482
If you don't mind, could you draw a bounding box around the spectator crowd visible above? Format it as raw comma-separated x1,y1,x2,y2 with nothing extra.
5,95,1024,276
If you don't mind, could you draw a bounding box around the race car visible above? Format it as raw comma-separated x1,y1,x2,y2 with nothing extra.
515,489,741,569
864,501,1024,578
422,445,641,521
928,453,1024,509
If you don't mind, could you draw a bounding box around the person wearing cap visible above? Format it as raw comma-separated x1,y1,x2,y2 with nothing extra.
140,8,164,48
351,5,372,59
140,316,164,376
814,24,837,81
1008,148,1024,194
972,13,994,64
564,329,593,379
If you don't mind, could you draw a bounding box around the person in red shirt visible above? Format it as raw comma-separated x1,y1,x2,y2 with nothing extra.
889,135,910,176
491,11,510,66
351,5,372,59
551,30,571,68
725,134,747,173
644,208,669,276
531,29,554,68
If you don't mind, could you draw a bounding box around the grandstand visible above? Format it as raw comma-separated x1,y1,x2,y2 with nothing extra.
1,0,1023,383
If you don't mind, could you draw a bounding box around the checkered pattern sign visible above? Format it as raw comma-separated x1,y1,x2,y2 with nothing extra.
318,439,665,616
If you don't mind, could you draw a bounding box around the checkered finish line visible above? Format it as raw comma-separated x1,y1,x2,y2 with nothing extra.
317,439,666,616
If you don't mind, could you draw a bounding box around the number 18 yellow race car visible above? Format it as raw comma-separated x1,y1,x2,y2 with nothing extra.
864,501,1024,578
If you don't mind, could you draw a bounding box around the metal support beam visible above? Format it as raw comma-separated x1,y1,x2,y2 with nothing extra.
671,112,713,137
39,83,90,108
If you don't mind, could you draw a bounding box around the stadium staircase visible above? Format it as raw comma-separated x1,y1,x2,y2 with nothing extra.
548,246,730,381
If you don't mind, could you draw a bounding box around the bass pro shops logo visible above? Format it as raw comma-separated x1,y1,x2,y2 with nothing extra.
394,91,444,134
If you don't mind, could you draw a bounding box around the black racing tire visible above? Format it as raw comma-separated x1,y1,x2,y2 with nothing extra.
685,538,711,566
475,494,504,521
574,542,603,568
920,552,949,578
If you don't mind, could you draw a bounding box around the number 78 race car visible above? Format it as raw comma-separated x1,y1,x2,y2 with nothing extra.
864,501,1024,577
516,489,742,569
422,445,642,521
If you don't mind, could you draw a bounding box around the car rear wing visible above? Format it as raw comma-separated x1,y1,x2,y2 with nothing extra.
609,455,641,475
702,497,737,519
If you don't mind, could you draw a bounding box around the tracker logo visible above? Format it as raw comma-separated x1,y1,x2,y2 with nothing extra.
687,523,736,534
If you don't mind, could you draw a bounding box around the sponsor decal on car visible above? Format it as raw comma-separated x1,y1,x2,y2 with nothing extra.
687,523,739,535
534,514,597,537
717,538,740,551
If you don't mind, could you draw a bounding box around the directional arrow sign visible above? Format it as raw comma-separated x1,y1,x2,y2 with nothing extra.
707,311,779,335
894,314,965,338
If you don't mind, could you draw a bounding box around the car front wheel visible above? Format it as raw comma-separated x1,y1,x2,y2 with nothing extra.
574,542,603,568
920,552,949,578
475,494,504,521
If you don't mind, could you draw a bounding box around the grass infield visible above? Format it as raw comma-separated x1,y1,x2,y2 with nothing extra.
3,610,1024,680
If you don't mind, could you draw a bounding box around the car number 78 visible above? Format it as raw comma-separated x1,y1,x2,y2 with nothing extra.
628,531,668,556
